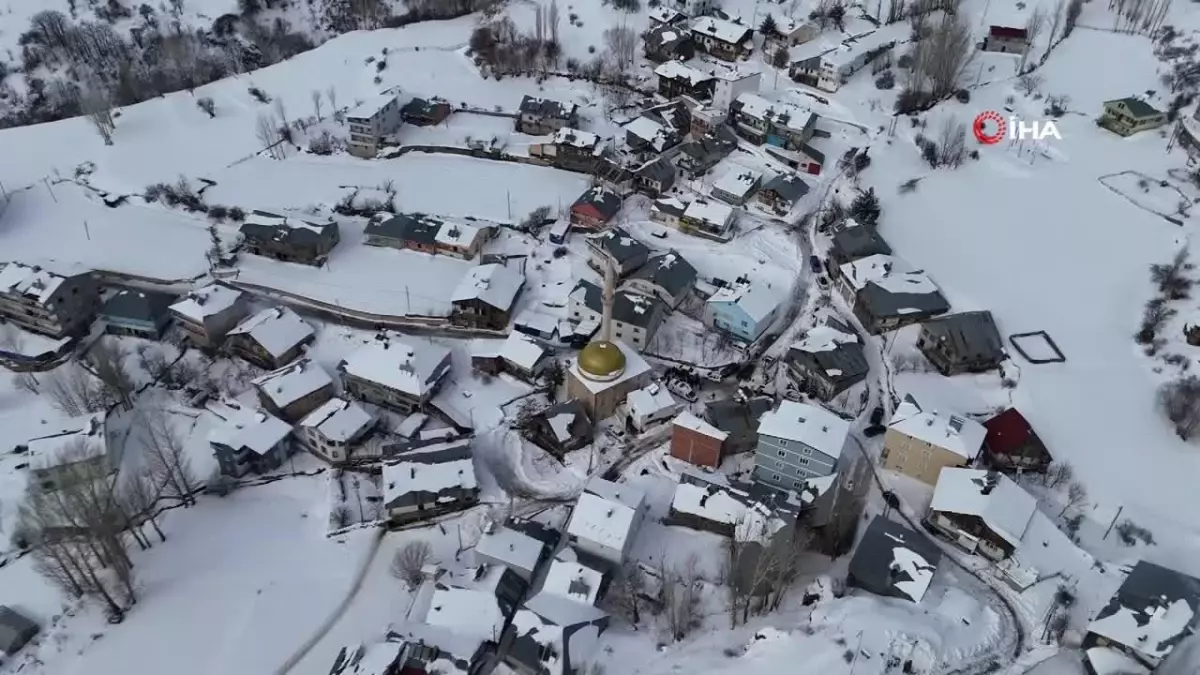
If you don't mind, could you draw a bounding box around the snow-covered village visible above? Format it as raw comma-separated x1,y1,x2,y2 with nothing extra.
0,0,1199,672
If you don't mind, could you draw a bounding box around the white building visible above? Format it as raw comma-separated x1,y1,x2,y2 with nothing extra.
251,357,335,423
789,31,896,93
297,397,375,463
625,382,680,432
927,468,1037,561
338,335,453,414
711,165,762,205
473,524,546,580
497,332,551,381
680,199,736,238
566,477,648,564
711,68,762,113
347,92,403,158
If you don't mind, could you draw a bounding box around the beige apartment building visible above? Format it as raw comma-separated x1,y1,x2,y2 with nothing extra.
346,92,402,158
880,395,985,486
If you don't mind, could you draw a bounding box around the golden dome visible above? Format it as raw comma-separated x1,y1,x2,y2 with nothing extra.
578,340,626,381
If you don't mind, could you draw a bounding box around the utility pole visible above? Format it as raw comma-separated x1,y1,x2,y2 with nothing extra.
1103,505,1124,540
44,178,57,203
83,220,91,241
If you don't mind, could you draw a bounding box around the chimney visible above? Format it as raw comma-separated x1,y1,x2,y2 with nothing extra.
410,468,416,479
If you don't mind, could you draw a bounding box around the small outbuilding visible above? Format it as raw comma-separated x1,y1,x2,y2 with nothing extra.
0,606,38,657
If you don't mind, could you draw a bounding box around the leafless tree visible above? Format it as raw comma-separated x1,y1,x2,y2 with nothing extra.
1016,72,1044,96
117,468,166,546
43,364,111,417
1044,461,1074,489
1021,7,1047,69
659,554,702,642
605,561,646,626
1045,0,1065,48
13,372,40,395
140,408,198,506
81,87,116,145
937,117,967,167
1059,480,1088,516
549,0,561,45
0,324,23,352
86,338,136,410
1064,0,1084,37
604,26,637,73
916,13,973,98
1158,375,1200,440
256,112,282,158
391,540,433,589
326,85,339,118
311,89,323,121
273,97,289,130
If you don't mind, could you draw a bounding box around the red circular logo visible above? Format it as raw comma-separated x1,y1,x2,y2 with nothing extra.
973,111,1006,145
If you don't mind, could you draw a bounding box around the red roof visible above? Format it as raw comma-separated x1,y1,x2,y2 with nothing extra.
989,25,1028,39
983,408,1038,456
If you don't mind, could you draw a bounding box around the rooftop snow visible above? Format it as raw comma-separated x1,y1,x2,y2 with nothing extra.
25,413,106,471
169,284,243,323
713,166,762,198
1087,561,1200,663
346,92,398,120
567,492,638,555
1085,648,1150,675
757,400,850,459
498,332,547,372
626,383,678,420
671,482,782,542
207,401,291,455
822,31,897,67
691,16,752,44
624,116,673,152
382,446,477,506
450,263,524,312
929,468,1037,548
567,340,651,395
838,254,911,291
0,262,68,304
583,476,645,511
298,398,374,442
538,555,605,606
433,220,484,248
683,199,734,228
733,94,814,133
339,336,452,398
551,127,601,149
227,307,314,359
673,410,728,441
707,280,782,323
424,586,506,643
251,358,333,408
654,61,714,86
792,324,858,354
474,526,544,572
888,395,986,459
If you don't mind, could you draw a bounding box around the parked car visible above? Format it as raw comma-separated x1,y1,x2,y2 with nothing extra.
652,230,668,239
870,406,885,426
816,275,829,289
809,255,821,273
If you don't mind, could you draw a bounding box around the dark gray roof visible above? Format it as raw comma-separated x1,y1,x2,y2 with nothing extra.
652,198,687,218
644,100,690,134
761,173,810,204
100,289,175,323
536,399,593,442
519,95,577,120
588,227,649,265
572,280,663,329
704,396,772,438
1110,97,1163,119
799,142,826,164
636,156,676,184
240,210,338,246
573,187,624,219
679,126,737,165
364,212,443,244
402,97,450,118
921,311,1004,362
859,283,950,320
0,606,38,655
788,327,868,384
1091,561,1200,653
831,224,891,264
848,516,942,603
382,442,476,509
628,251,697,298
508,611,608,675
645,22,691,52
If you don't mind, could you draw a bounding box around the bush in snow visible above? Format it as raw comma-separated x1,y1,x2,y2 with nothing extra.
521,205,553,230
898,177,921,194
914,133,939,168
894,88,933,114
1157,375,1200,439
1137,297,1174,344
955,88,970,103
874,70,895,90
196,96,216,118
248,86,271,104
1016,73,1043,96
1044,95,1069,118
1151,248,1194,300
849,188,881,226
1115,520,1156,546
228,206,246,221
607,0,641,12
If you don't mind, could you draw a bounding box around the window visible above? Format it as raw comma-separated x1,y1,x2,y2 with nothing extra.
777,450,786,457
741,320,749,327
793,481,802,488
798,458,809,465
776,461,783,469
772,474,781,481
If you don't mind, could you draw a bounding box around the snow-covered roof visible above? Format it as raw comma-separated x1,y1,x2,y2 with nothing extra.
713,166,762,199
733,94,814,134
849,516,942,604
551,127,601,149
1085,648,1150,675
328,641,407,675
474,525,544,572
822,30,897,67
648,5,685,23
567,340,652,395
654,61,714,86
691,16,752,44
241,210,332,237
671,481,783,542
451,263,524,312
757,400,849,459
887,395,986,459
169,284,243,322
567,493,637,556
626,383,678,421
792,324,857,354
583,476,645,510
299,397,374,442
624,116,673,152
227,307,313,359
425,585,506,643
0,262,69,304
772,14,810,35
1087,561,1200,663
251,358,333,408
538,554,606,606
673,410,728,441
839,254,941,298
25,413,106,471
683,199,734,228
433,220,484,249
207,401,291,455
515,308,559,335
499,332,548,372
707,280,782,323
928,468,1036,548
339,336,452,398
346,92,398,120
382,443,477,507
888,543,937,602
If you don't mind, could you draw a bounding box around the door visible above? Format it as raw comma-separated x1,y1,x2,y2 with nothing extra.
806,162,821,175
766,134,786,147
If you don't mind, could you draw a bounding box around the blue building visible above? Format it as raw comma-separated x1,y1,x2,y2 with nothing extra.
704,280,783,343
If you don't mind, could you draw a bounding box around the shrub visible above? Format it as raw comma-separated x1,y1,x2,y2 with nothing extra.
196,96,216,118
898,177,921,194
248,86,271,103
228,206,246,221
894,88,933,114
208,205,229,222
874,70,895,90
955,89,970,103
1114,520,1156,547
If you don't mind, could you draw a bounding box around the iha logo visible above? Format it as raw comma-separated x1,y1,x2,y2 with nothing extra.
973,110,1062,145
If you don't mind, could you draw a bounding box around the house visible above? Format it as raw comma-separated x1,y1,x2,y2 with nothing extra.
0,262,98,338
653,60,714,99
251,358,335,423
650,197,688,229
1083,560,1200,670
593,157,635,195
474,524,547,580
729,93,817,152
569,281,665,351
705,279,782,343
338,335,453,414
529,127,606,172
648,5,687,25
625,382,680,432
754,400,851,492
711,166,762,205
450,263,525,330
507,606,607,675
623,115,682,157
1100,97,1167,136
674,0,720,14
926,468,1036,561
676,125,739,178
705,396,772,456
829,222,891,266
711,67,762,113
917,311,1005,376
762,15,818,49
667,471,790,540
383,439,480,523
364,213,488,259
645,23,695,64
98,289,174,339
766,141,825,176
23,413,115,493
347,92,402,158
566,477,647,565
633,156,677,197
787,318,869,401
670,410,729,468
570,186,623,230
491,332,550,382
239,210,340,266
623,251,697,309
881,395,986,486
327,640,410,675
690,17,753,61
756,173,810,214
207,400,295,477
514,308,559,341
518,95,579,135
838,255,949,334
527,399,594,456
681,199,736,239
789,31,896,93
847,516,942,603
982,25,1028,54
585,227,650,277
981,408,1053,473
401,97,453,126
0,607,39,657
397,578,511,673
524,550,609,612
168,283,248,349
225,306,315,370
297,397,376,463
566,339,654,421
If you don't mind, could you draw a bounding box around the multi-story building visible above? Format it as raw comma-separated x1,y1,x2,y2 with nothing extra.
338,334,453,414
363,213,487,259
690,17,753,62
239,210,340,266
517,95,579,135
98,289,175,339
346,92,402,158
168,284,248,349
753,400,851,493
0,262,98,338
881,395,985,485
569,281,665,351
